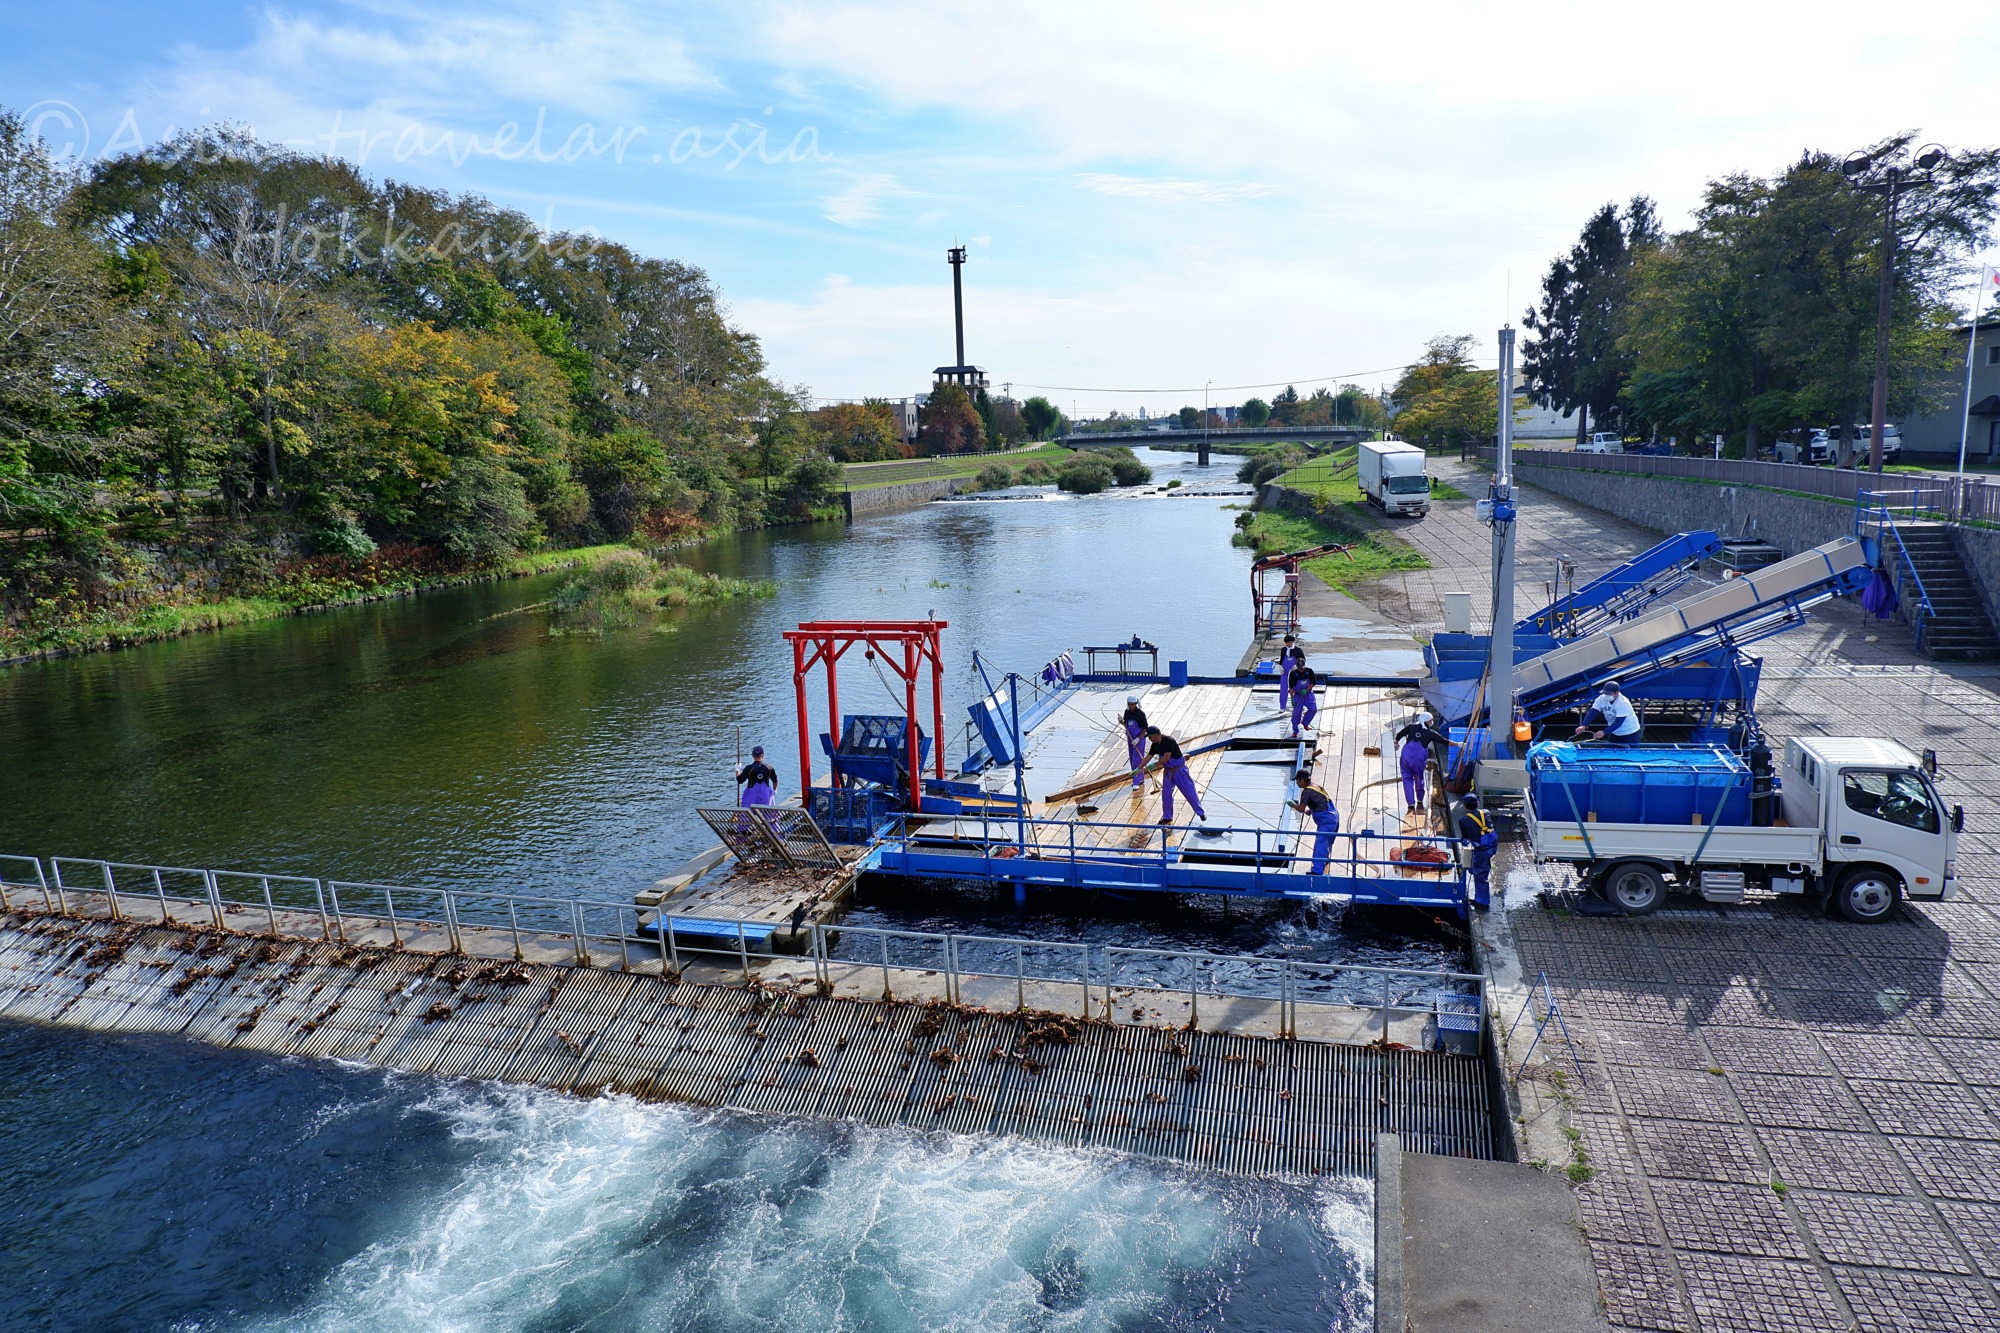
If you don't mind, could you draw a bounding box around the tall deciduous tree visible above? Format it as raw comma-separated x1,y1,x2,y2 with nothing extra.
1021,395,1060,440
920,382,983,454
1391,336,1498,450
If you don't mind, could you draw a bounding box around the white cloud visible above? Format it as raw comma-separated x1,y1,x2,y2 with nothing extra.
1074,174,1271,202
820,173,909,226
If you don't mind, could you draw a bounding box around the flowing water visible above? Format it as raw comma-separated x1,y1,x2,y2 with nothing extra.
0,448,1399,1327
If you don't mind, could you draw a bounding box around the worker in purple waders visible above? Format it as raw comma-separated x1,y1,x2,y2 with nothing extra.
1120,695,1149,791
736,746,778,806
1289,770,1341,874
1394,712,1446,813
1144,726,1207,825
1288,662,1319,737
1276,635,1304,712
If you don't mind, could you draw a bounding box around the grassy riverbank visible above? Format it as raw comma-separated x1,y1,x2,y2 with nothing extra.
0,542,637,664
1232,510,1429,591
1275,448,1468,501
842,444,1072,491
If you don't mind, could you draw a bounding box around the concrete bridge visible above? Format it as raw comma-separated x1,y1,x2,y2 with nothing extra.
1058,426,1370,464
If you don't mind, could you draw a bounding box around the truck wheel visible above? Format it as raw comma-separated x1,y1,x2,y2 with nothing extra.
1599,862,1667,916
1835,866,1901,923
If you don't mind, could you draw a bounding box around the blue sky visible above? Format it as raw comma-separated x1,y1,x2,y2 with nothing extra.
6,1,1998,413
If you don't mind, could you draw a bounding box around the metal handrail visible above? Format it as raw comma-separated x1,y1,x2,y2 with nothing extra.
883,810,1464,878
1,853,1487,1050
1857,491,1938,632
810,918,1485,1045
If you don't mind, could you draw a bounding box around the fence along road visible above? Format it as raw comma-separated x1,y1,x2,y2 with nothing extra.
0,854,1496,1177
1507,446,2000,524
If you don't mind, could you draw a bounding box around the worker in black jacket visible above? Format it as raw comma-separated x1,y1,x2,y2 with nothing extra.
1456,791,1498,911
736,747,778,807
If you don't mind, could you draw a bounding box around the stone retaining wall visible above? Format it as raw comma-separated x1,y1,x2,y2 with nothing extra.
842,476,965,518
1513,460,2000,639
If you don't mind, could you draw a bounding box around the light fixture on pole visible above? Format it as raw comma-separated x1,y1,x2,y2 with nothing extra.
1836,143,1948,474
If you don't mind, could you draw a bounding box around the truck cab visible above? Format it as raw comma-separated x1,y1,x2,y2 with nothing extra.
1783,737,1960,915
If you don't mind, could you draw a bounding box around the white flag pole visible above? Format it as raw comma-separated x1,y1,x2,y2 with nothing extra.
1960,265,1992,477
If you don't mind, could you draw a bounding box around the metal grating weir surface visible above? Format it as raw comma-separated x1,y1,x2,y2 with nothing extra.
752,807,841,871
697,807,791,866
0,911,1494,1177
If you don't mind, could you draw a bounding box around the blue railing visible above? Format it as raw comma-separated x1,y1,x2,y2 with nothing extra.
866,812,1468,907
1857,490,1938,650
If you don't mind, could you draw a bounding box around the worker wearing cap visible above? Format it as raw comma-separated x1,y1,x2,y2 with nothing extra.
1290,769,1341,875
1277,634,1304,712
1144,726,1207,825
737,746,778,807
1395,710,1443,813
1574,680,1642,745
1120,695,1149,792
1288,661,1319,737
1457,792,1498,910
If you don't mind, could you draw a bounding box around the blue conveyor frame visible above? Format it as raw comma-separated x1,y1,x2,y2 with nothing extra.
1519,530,1723,639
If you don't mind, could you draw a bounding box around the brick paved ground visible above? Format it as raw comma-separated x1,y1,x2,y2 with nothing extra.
1391,463,2000,1332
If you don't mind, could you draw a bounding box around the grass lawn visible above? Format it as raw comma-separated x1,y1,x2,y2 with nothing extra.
1232,509,1428,592
843,443,1072,490
1276,447,1467,502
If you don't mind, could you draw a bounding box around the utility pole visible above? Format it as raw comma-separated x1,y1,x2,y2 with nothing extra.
1201,379,1212,467
1840,145,1947,473
1487,327,1518,761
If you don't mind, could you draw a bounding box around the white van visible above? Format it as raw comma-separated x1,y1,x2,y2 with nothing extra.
1578,433,1624,454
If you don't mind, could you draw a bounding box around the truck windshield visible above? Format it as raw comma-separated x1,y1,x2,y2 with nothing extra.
1387,474,1430,494
1841,770,1940,833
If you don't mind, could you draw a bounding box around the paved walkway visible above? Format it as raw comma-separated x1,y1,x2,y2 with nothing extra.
1393,462,2000,1332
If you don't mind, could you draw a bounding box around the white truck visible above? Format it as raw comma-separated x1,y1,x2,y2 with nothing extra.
1357,439,1431,517
1525,736,1961,923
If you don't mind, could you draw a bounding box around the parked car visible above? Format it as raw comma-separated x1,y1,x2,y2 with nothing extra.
1779,427,1904,467
1578,432,1625,454
1776,431,1830,465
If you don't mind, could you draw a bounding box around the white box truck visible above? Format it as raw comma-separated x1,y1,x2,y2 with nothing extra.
1523,736,1960,923
1358,440,1430,517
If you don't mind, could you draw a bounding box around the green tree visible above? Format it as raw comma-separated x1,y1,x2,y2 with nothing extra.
1177,405,1199,429
1391,336,1498,450
1522,198,1661,444
1021,395,1061,439
1240,397,1271,427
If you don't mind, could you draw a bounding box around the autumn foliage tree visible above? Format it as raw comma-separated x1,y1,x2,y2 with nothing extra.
919,382,984,454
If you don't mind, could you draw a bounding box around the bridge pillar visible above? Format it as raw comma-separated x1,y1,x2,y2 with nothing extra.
1198,434,1210,467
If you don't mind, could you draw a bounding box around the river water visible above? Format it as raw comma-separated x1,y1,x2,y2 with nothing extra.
0,447,1393,1329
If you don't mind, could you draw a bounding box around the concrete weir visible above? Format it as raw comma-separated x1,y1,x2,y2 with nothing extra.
0,906,1496,1178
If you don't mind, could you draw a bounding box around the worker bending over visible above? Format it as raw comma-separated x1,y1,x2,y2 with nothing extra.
1395,711,1447,813
1288,662,1319,737
1120,695,1149,793
1144,726,1208,826
1290,769,1341,875
1457,791,1498,911
737,746,778,807
1573,679,1642,745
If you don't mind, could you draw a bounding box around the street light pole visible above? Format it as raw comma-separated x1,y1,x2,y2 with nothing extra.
1961,265,1992,476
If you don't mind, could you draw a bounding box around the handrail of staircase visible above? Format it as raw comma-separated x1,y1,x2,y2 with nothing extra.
1856,492,1936,632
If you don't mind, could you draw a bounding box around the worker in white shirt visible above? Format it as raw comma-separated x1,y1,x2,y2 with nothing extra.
1573,679,1643,745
